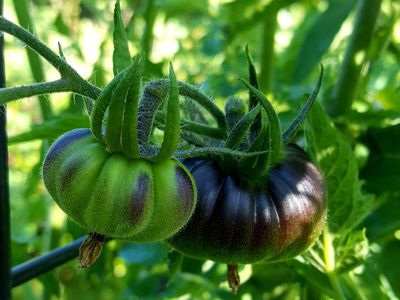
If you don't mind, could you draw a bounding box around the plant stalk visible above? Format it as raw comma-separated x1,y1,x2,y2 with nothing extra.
0,0,11,298
323,230,346,300
329,0,382,117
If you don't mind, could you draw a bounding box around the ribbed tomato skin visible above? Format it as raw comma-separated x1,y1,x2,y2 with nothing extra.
168,144,326,264
42,128,196,242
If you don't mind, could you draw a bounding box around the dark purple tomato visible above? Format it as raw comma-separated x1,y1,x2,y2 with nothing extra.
167,144,326,264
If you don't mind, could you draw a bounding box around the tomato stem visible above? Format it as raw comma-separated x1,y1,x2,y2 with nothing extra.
175,147,269,159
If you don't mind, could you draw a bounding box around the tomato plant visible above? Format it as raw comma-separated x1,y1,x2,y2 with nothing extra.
1,0,397,299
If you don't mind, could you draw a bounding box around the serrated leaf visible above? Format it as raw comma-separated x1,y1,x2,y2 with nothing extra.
113,0,132,75
335,229,369,273
304,103,374,235
292,0,356,82
8,114,90,144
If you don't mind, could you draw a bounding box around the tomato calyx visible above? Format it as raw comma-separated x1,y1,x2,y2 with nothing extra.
227,264,240,295
210,50,324,187
90,57,181,162
78,232,107,268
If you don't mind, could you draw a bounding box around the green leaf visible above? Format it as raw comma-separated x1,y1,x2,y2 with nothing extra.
292,0,356,82
113,0,132,75
304,103,374,235
335,229,369,274
8,114,90,144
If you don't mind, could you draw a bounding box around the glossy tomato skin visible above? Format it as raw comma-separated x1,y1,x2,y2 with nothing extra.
42,128,196,242
168,144,326,264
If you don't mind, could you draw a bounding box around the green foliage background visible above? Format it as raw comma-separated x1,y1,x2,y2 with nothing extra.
3,0,400,299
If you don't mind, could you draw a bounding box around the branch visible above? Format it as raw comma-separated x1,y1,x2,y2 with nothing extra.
0,79,74,105
0,16,101,100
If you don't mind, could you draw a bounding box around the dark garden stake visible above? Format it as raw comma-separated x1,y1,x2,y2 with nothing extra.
0,0,12,298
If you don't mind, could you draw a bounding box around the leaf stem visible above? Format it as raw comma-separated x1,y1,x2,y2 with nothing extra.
323,230,346,300
0,79,73,105
0,16,101,100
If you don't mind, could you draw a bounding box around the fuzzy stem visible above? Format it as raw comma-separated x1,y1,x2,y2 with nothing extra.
138,79,227,155
0,16,101,100
175,147,269,159
178,81,227,131
329,0,382,117
0,79,75,105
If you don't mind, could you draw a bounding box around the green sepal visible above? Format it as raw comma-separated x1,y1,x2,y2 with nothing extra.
240,79,282,164
121,56,142,158
245,46,262,141
105,63,140,152
238,124,271,180
224,97,247,132
138,79,227,155
282,65,324,144
90,70,126,144
112,0,132,75
225,104,261,150
150,63,180,162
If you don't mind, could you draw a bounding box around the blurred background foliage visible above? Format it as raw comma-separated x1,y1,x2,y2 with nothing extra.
3,0,400,299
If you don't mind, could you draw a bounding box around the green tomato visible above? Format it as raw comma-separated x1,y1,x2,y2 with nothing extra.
42,128,197,242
